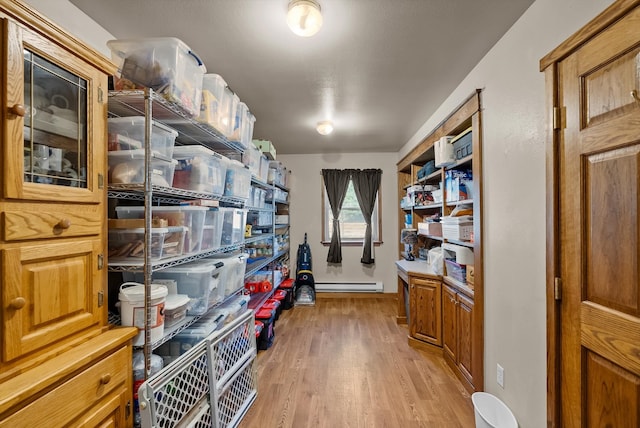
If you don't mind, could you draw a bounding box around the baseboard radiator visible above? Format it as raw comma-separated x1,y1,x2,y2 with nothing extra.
315,281,383,293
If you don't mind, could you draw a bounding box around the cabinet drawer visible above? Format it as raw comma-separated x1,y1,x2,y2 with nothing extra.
0,347,129,428
3,206,102,241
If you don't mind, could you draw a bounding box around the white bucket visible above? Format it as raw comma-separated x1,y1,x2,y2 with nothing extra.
119,282,168,346
471,392,518,428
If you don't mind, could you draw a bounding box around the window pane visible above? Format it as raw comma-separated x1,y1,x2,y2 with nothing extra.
326,181,379,241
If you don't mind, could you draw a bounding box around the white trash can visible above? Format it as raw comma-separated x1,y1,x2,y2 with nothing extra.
471,392,518,428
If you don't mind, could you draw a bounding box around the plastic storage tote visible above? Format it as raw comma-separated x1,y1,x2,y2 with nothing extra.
201,208,224,251
107,37,206,118
171,145,226,195
198,73,232,135
218,207,247,246
223,159,251,200
206,253,248,298
124,258,226,315
107,116,178,158
108,226,186,261
116,205,208,254
108,149,177,187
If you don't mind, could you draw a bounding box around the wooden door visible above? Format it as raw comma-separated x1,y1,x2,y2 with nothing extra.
409,276,442,346
442,284,457,362
556,5,640,426
1,238,103,362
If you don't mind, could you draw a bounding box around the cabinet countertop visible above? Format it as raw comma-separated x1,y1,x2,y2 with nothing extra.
395,259,440,278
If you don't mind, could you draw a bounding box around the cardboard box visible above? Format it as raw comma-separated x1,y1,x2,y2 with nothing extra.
253,139,277,160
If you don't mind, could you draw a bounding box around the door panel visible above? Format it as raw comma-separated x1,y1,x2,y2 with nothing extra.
442,285,457,362
558,5,640,426
410,277,442,346
586,351,640,428
585,146,640,314
457,293,474,384
2,239,102,361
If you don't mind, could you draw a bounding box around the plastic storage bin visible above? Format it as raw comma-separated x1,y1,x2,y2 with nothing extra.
108,149,177,188
107,37,206,117
201,208,224,251
116,205,208,255
124,258,226,315
207,253,248,298
108,226,186,260
198,73,232,135
242,109,256,149
172,145,226,195
218,207,247,246
164,293,191,328
107,116,178,158
223,159,251,200
242,143,263,178
228,98,245,144
223,89,239,140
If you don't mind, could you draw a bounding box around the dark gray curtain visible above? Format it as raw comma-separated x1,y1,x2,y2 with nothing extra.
352,169,382,264
322,169,351,263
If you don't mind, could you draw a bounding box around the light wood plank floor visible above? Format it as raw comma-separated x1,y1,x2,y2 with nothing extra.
240,294,475,427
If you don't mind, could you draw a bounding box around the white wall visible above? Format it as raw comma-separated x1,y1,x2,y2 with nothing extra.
279,153,398,293
398,0,614,426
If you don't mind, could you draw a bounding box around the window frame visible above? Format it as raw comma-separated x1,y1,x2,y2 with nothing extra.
320,179,383,246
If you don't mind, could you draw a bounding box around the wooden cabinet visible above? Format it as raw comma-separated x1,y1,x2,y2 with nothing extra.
397,90,484,392
409,275,441,346
442,284,477,389
0,1,136,425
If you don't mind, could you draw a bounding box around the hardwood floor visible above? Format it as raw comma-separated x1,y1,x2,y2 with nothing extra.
240,293,475,427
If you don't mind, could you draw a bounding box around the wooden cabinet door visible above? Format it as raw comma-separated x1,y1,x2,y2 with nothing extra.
554,5,640,427
409,276,442,346
70,391,129,428
1,238,103,362
2,18,107,204
442,284,457,362
456,292,474,385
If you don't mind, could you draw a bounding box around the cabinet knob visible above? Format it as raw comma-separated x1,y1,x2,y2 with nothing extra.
56,219,72,229
100,374,111,385
9,104,26,117
9,297,26,310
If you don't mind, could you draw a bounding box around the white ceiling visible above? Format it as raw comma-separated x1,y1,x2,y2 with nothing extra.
69,0,534,155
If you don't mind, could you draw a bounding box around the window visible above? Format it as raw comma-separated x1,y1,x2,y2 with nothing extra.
322,179,381,245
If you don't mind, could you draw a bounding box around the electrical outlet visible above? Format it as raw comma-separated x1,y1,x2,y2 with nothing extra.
497,364,505,388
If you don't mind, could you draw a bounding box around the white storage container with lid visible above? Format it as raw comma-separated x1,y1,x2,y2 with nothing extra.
107,37,206,118
171,145,226,195
108,149,177,187
206,253,248,298
201,208,224,251
163,293,191,328
107,116,178,159
228,99,246,144
217,207,247,247
242,109,256,150
223,88,239,140
118,282,168,346
199,74,232,135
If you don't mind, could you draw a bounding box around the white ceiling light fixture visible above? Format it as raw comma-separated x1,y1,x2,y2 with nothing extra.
287,0,323,37
316,120,333,135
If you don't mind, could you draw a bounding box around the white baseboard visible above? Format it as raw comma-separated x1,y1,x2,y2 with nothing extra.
315,282,383,292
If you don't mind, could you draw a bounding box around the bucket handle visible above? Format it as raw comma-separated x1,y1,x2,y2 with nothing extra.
119,281,143,293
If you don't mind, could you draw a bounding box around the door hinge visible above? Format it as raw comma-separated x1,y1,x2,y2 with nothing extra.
98,253,104,270
554,277,562,301
98,173,104,189
553,106,564,130
98,86,104,104
98,290,104,307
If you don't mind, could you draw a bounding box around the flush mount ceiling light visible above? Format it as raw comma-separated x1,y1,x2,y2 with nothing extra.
316,120,333,135
287,0,323,37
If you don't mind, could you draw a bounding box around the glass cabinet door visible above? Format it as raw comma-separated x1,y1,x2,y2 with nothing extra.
23,49,88,188
3,19,105,203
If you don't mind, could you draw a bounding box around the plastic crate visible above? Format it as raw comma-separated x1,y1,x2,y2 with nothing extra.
172,145,227,195
107,116,178,158
108,149,177,187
